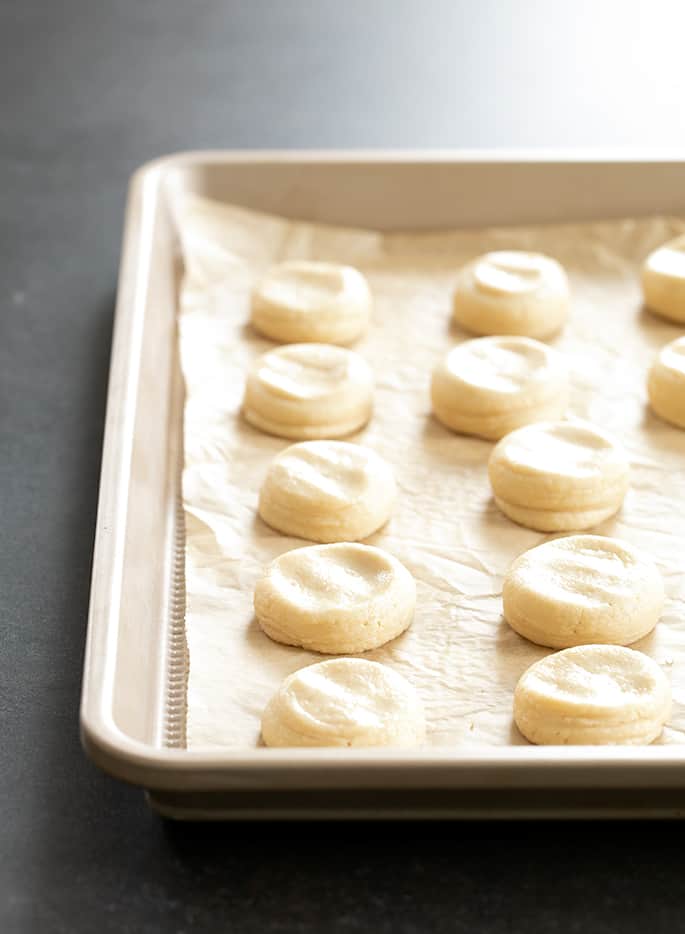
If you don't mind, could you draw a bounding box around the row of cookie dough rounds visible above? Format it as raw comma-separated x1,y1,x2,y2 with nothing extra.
255,462,428,749
263,647,671,748
249,250,571,345
243,333,573,444
436,240,676,744
249,235,685,343
432,341,671,743
248,263,416,747
248,263,414,748
246,243,683,749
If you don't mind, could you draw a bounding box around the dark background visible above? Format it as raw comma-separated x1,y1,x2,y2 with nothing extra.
3,1,685,931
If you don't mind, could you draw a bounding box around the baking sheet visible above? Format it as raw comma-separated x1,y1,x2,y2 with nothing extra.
174,195,685,749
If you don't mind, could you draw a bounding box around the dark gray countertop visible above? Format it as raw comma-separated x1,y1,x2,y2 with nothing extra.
3,1,685,930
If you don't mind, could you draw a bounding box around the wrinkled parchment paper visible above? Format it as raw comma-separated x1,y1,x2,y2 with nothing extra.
175,196,685,748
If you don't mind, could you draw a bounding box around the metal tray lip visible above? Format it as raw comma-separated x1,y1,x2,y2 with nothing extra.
80,163,158,772
81,149,685,792
82,704,685,791
140,147,685,172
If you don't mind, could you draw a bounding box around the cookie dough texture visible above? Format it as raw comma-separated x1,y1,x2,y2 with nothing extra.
258,440,396,542
648,336,685,430
431,336,568,440
254,543,416,653
503,535,664,648
452,251,570,339
243,343,374,439
514,645,671,745
261,658,426,748
489,420,630,531
642,235,685,323
251,260,372,344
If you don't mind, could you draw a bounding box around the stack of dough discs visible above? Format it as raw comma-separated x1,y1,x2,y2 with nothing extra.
251,260,372,344
488,420,630,531
254,543,416,653
514,645,671,745
258,440,396,542
503,535,664,648
647,336,685,429
452,251,570,339
261,658,426,748
642,234,685,323
243,343,374,439
430,336,568,440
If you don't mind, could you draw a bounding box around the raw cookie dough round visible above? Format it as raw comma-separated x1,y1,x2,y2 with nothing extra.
251,260,372,344
243,343,374,439
488,420,630,532
258,440,396,542
254,543,416,653
514,645,671,745
261,658,426,748
648,336,685,429
503,535,664,648
642,234,685,323
452,251,570,339
431,336,568,440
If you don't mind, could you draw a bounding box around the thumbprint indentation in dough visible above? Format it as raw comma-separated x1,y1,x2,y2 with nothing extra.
447,336,553,395
257,345,352,400
645,235,685,280
272,544,395,609
527,538,640,608
260,262,352,313
474,251,547,296
525,646,659,707
272,442,372,506
503,422,618,478
289,666,392,730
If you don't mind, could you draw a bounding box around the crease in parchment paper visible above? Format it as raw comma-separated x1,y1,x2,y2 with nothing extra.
174,195,685,748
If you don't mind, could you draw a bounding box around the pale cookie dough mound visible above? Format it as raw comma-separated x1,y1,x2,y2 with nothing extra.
642,235,685,323
254,543,415,653
261,658,426,748
648,336,685,429
452,251,570,339
243,343,374,439
503,535,664,648
251,260,372,344
431,336,568,440
488,420,630,532
514,645,671,745
258,440,396,542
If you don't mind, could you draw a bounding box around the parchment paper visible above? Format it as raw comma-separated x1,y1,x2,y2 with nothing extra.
175,195,685,748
